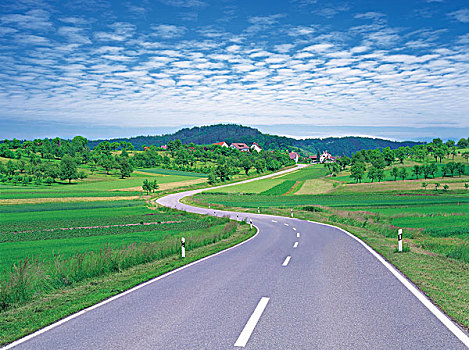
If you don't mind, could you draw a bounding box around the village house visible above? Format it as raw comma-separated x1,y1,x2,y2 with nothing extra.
213,141,228,147
320,150,334,163
289,151,299,163
250,142,262,153
308,155,318,163
230,143,250,152
160,145,167,150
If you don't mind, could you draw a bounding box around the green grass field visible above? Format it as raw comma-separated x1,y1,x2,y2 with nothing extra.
209,165,327,195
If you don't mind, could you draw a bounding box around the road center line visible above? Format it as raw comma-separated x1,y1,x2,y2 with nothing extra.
234,297,270,347
284,223,289,226
297,232,300,238
271,220,277,223
282,256,291,266
293,242,299,248
293,227,296,231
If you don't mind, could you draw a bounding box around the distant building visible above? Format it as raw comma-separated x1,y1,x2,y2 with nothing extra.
230,143,250,152
160,145,168,150
251,142,262,153
289,152,299,163
213,141,229,148
320,150,334,163
308,155,318,163
143,146,150,151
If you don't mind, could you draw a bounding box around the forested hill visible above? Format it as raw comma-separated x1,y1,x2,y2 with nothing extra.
88,124,422,156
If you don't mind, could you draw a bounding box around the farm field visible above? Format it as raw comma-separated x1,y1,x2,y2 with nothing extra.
1,157,289,344
0,167,208,201
210,164,328,194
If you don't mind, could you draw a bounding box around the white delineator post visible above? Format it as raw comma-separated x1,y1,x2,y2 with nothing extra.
398,229,403,252
208,203,211,209
181,237,186,258
291,208,293,218
257,207,260,213
250,219,253,229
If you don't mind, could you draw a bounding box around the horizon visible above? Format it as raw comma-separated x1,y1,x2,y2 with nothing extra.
0,0,468,140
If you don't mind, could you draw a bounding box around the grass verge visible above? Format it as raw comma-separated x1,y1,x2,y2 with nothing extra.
0,223,254,346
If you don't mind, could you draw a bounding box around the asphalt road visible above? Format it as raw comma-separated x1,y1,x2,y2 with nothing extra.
6,166,469,349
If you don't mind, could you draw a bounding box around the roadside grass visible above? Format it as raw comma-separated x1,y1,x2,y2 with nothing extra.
0,223,254,346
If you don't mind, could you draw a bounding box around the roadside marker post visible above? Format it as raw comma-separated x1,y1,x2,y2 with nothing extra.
181,237,186,258
291,208,293,218
208,203,210,209
250,219,253,229
398,229,403,252
257,207,260,213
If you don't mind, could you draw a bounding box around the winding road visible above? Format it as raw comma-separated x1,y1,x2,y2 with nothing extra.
5,165,469,349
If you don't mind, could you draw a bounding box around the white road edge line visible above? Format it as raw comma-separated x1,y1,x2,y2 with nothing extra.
2,228,261,350
271,220,277,223
293,242,299,248
234,297,270,347
307,220,469,348
282,256,291,266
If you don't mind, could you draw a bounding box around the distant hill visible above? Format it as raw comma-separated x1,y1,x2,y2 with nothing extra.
88,124,423,156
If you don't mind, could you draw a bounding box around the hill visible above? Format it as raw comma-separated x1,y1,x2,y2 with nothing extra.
88,124,423,156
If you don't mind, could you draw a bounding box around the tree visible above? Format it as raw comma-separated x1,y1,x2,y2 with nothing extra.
412,165,421,179
434,182,440,191
350,162,365,183
142,179,151,194
240,156,252,175
456,138,468,148
422,182,428,190
208,172,218,185
118,156,133,179
59,155,78,183
398,167,407,180
391,167,399,181
254,159,266,174
443,184,449,191
455,162,465,177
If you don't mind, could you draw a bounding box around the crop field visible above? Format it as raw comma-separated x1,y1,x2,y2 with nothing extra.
210,165,327,195
0,167,209,201
0,197,242,311
196,191,469,208
136,168,207,177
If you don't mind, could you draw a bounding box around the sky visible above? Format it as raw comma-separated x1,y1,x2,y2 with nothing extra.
0,0,468,141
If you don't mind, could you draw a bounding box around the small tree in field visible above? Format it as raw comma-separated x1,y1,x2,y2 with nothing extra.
434,182,440,191
399,167,407,180
422,182,428,190
391,167,399,181
443,184,449,191
465,183,469,191
60,155,78,183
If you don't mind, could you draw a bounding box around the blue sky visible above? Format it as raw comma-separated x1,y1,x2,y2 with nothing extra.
0,0,468,141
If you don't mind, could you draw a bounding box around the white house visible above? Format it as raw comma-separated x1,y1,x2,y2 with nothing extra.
251,142,262,153
320,150,334,163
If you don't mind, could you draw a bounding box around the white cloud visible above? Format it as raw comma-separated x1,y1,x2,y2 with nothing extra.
151,24,186,39
448,9,469,23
